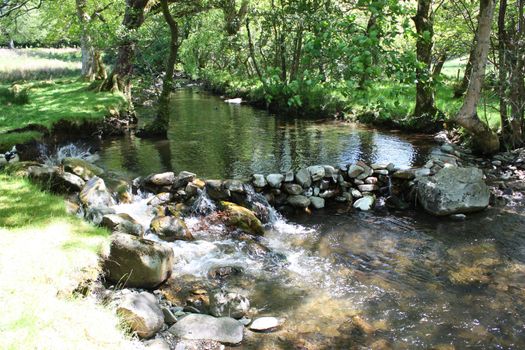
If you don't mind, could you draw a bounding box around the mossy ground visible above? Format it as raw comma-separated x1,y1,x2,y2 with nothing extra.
0,173,138,350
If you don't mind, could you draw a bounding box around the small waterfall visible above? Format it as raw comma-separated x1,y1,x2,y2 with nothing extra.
40,143,99,166
113,190,155,231
191,188,217,215
244,184,280,225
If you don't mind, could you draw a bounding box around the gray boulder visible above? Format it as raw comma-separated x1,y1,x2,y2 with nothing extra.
144,172,176,186
284,183,303,195
117,292,164,339
168,314,244,344
104,233,174,288
252,174,267,188
101,213,144,236
266,174,284,188
295,168,312,188
417,167,490,216
287,195,311,208
310,196,325,209
307,165,325,181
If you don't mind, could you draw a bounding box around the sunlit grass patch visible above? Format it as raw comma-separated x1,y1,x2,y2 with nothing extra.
0,48,81,82
0,174,137,349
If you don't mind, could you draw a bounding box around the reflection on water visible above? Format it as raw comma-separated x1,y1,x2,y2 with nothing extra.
98,89,435,179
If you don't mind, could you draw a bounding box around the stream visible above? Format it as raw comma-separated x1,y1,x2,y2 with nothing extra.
67,90,525,348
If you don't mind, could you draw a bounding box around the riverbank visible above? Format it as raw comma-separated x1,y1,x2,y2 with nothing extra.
197,69,500,133
0,173,137,349
0,79,128,150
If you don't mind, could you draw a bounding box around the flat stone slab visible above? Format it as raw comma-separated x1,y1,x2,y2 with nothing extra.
168,314,244,344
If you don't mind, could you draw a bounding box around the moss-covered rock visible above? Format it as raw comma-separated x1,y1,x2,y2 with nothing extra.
150,215,193,241
219,201,264,236
63,157,104,181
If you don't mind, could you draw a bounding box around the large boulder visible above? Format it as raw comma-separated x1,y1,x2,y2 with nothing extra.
103,233,174,288
28,165,85,193
144,172,176,187
62,157,104,181
80,176,114,208
220,201,264,236
168,314,244,344
150,215,194,241
417,167,490,216
116,292,164,339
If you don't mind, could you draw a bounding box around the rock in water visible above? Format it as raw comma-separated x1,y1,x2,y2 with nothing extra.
310,196,325,209
249,317,284,332
168,314,244,344
266,174,284,188
353,196,375,211
62,157,104,181
417,167,490,216
220,201,264,236
103,233,174,288
80,176,114,208
287,195,311,208
295,168,312,188
117,292,164,339
209,290,250,319
150,215,194,241
101,213,144,236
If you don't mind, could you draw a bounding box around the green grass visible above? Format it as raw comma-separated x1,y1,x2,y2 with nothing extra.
0,80,126,149
0,173,137,349
0,48,81,82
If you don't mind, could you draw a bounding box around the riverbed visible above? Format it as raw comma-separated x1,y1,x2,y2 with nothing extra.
79,90,525,348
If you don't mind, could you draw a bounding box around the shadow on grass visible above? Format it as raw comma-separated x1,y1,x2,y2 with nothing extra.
0,174,108,241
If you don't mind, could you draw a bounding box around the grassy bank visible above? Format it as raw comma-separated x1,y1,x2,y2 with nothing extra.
0,79,126,149
199,60,500,132
0,49,126,150
0,173,137,349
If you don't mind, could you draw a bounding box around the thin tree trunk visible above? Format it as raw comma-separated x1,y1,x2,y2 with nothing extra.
289,24,303,82
246,18,264,84
455,0,500,154
101,0,148,100
413,0,437,120
75,0,95,80
147,0,179,137
454,35,476,97
508,0,524,145
498,0,511,144
432,51,447,78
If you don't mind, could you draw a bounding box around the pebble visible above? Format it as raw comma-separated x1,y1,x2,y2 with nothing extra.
249,317,284,332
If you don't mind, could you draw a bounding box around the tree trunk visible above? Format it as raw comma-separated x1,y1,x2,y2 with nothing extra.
454,36,476,97
498,0,511,145
101,0,149,99
246,18,264,84
93,50,107,80
432,51,447,78
143,0,179,137
508,0,524,145
413,0,437,120
455,0,500,154
75,0,95,80
8,38,14,49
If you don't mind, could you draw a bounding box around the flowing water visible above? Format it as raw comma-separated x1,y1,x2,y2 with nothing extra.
62,90,525,348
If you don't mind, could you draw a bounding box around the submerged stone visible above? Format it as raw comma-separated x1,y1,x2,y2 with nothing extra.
168,314,244,344
249,317,284,332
